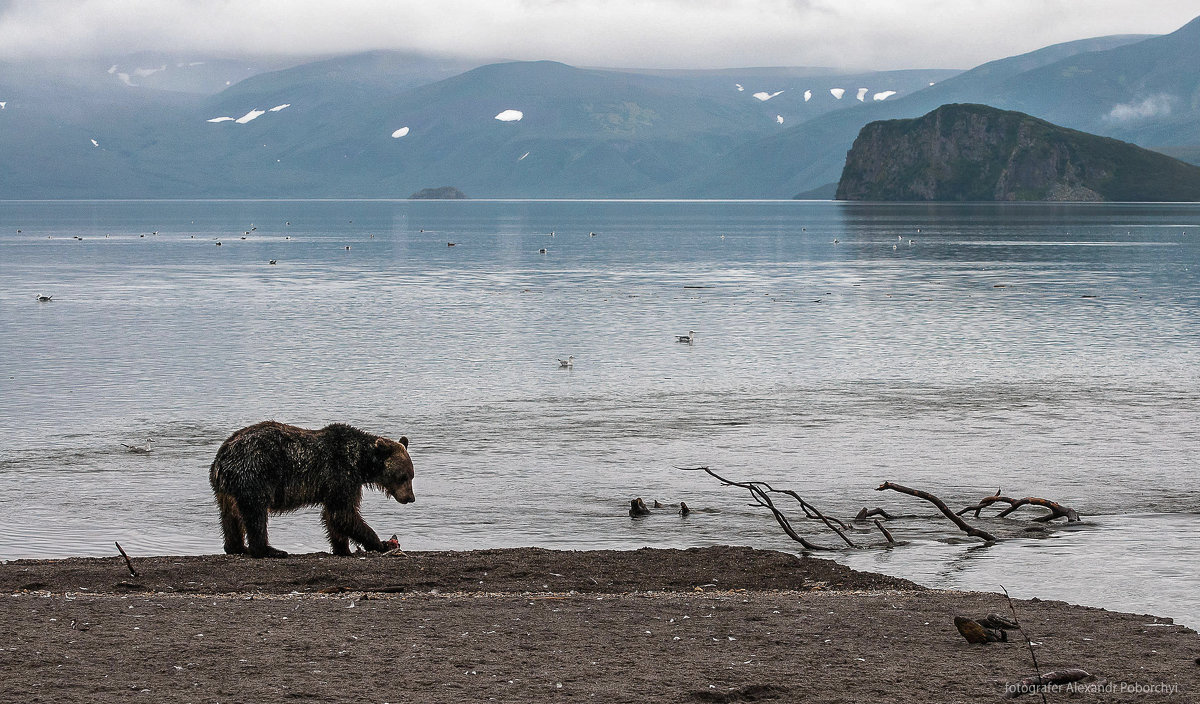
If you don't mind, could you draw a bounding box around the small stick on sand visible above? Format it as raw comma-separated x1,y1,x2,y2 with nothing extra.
114,542,139,578
1002,586,1049,704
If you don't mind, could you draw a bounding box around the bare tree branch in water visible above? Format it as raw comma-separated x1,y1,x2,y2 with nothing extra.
855,507,894,521
876,482,999,543
677,466,855,550
958,491,1080,523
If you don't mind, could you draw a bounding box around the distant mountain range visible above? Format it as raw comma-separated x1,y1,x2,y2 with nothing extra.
1,15,1199,199
836,104,1200,201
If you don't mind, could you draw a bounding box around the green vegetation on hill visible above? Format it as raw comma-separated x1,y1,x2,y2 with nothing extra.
835,103,1200,202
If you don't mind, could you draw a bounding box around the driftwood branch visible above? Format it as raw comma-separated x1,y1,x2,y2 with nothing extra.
874,519,895,544
748,480,852,535
114,541,139,578
855,507,894,521
678,466,853,550
876,482,998,542
958,492,1080,523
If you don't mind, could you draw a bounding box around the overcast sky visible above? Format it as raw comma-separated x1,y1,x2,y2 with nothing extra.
0,0,1196,70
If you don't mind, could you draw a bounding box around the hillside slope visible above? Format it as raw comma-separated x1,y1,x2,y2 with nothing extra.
835,104,1200,201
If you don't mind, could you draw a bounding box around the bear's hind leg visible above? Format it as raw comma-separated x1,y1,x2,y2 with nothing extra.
240,499,288,558
216,492,247,554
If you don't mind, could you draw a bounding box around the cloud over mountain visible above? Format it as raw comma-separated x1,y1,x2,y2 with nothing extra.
0,0,1196,70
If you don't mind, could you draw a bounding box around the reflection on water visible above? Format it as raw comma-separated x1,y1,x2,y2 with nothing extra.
0,200,1198,625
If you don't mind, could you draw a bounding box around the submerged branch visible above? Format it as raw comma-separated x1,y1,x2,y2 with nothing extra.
678,466,853,550
876,482,998,543
958,493,1080,523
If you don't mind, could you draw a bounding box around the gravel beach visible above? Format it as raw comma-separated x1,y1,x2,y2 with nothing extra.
1,546,1196,703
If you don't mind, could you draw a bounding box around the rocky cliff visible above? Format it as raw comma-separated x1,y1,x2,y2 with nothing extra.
835,104,1200,201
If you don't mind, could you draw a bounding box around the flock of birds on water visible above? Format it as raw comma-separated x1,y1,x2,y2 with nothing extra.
31,224,702,369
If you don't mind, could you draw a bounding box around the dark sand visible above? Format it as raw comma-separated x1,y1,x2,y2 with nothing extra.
1,546,1196,703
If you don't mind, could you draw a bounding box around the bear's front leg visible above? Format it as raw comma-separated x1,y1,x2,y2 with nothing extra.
323,503,387,554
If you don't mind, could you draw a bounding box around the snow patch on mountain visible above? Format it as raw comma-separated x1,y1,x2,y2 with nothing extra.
235,109,266,124
753,91,783,101
830,88,845,99
391,127,410,138
873,91,897,101
269,104,291,112
495,109,523,121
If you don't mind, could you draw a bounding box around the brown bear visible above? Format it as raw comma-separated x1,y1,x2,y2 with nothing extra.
209,421,414,558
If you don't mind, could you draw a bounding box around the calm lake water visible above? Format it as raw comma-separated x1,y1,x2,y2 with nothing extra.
1,199,1198,625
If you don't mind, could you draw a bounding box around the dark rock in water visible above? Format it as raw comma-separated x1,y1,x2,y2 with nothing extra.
836,103,1200,202
409,186,468,199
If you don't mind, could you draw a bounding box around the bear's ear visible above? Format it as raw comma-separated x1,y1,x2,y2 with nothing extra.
374,438,391,456
399,436,409,449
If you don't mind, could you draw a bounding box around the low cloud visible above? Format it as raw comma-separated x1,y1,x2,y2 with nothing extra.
1106,94,1176,123
0,1,1196,70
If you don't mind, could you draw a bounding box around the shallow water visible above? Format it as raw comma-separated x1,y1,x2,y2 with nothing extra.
1,200,1198,625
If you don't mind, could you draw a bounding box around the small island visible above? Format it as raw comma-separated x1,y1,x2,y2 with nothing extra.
836,103,1200,201
408,186,468,199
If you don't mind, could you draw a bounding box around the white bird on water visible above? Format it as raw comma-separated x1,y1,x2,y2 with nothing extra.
121,439,153,454
676,330,696,344
558,355,575,368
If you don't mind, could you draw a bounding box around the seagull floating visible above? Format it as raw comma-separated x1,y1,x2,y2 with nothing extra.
121,439,153,454
447,242,457,247
36,294,52,302
558,355,574,368
269,260,277,265
589,232,597,237
538,248,548,254
676,330,696,344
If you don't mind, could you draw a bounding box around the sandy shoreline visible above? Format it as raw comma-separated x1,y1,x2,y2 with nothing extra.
2,546,1197,703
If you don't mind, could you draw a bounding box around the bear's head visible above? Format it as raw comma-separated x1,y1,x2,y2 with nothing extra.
374,436,415,504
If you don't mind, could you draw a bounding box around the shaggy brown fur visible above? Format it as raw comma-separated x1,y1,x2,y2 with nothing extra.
209,421,414,558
